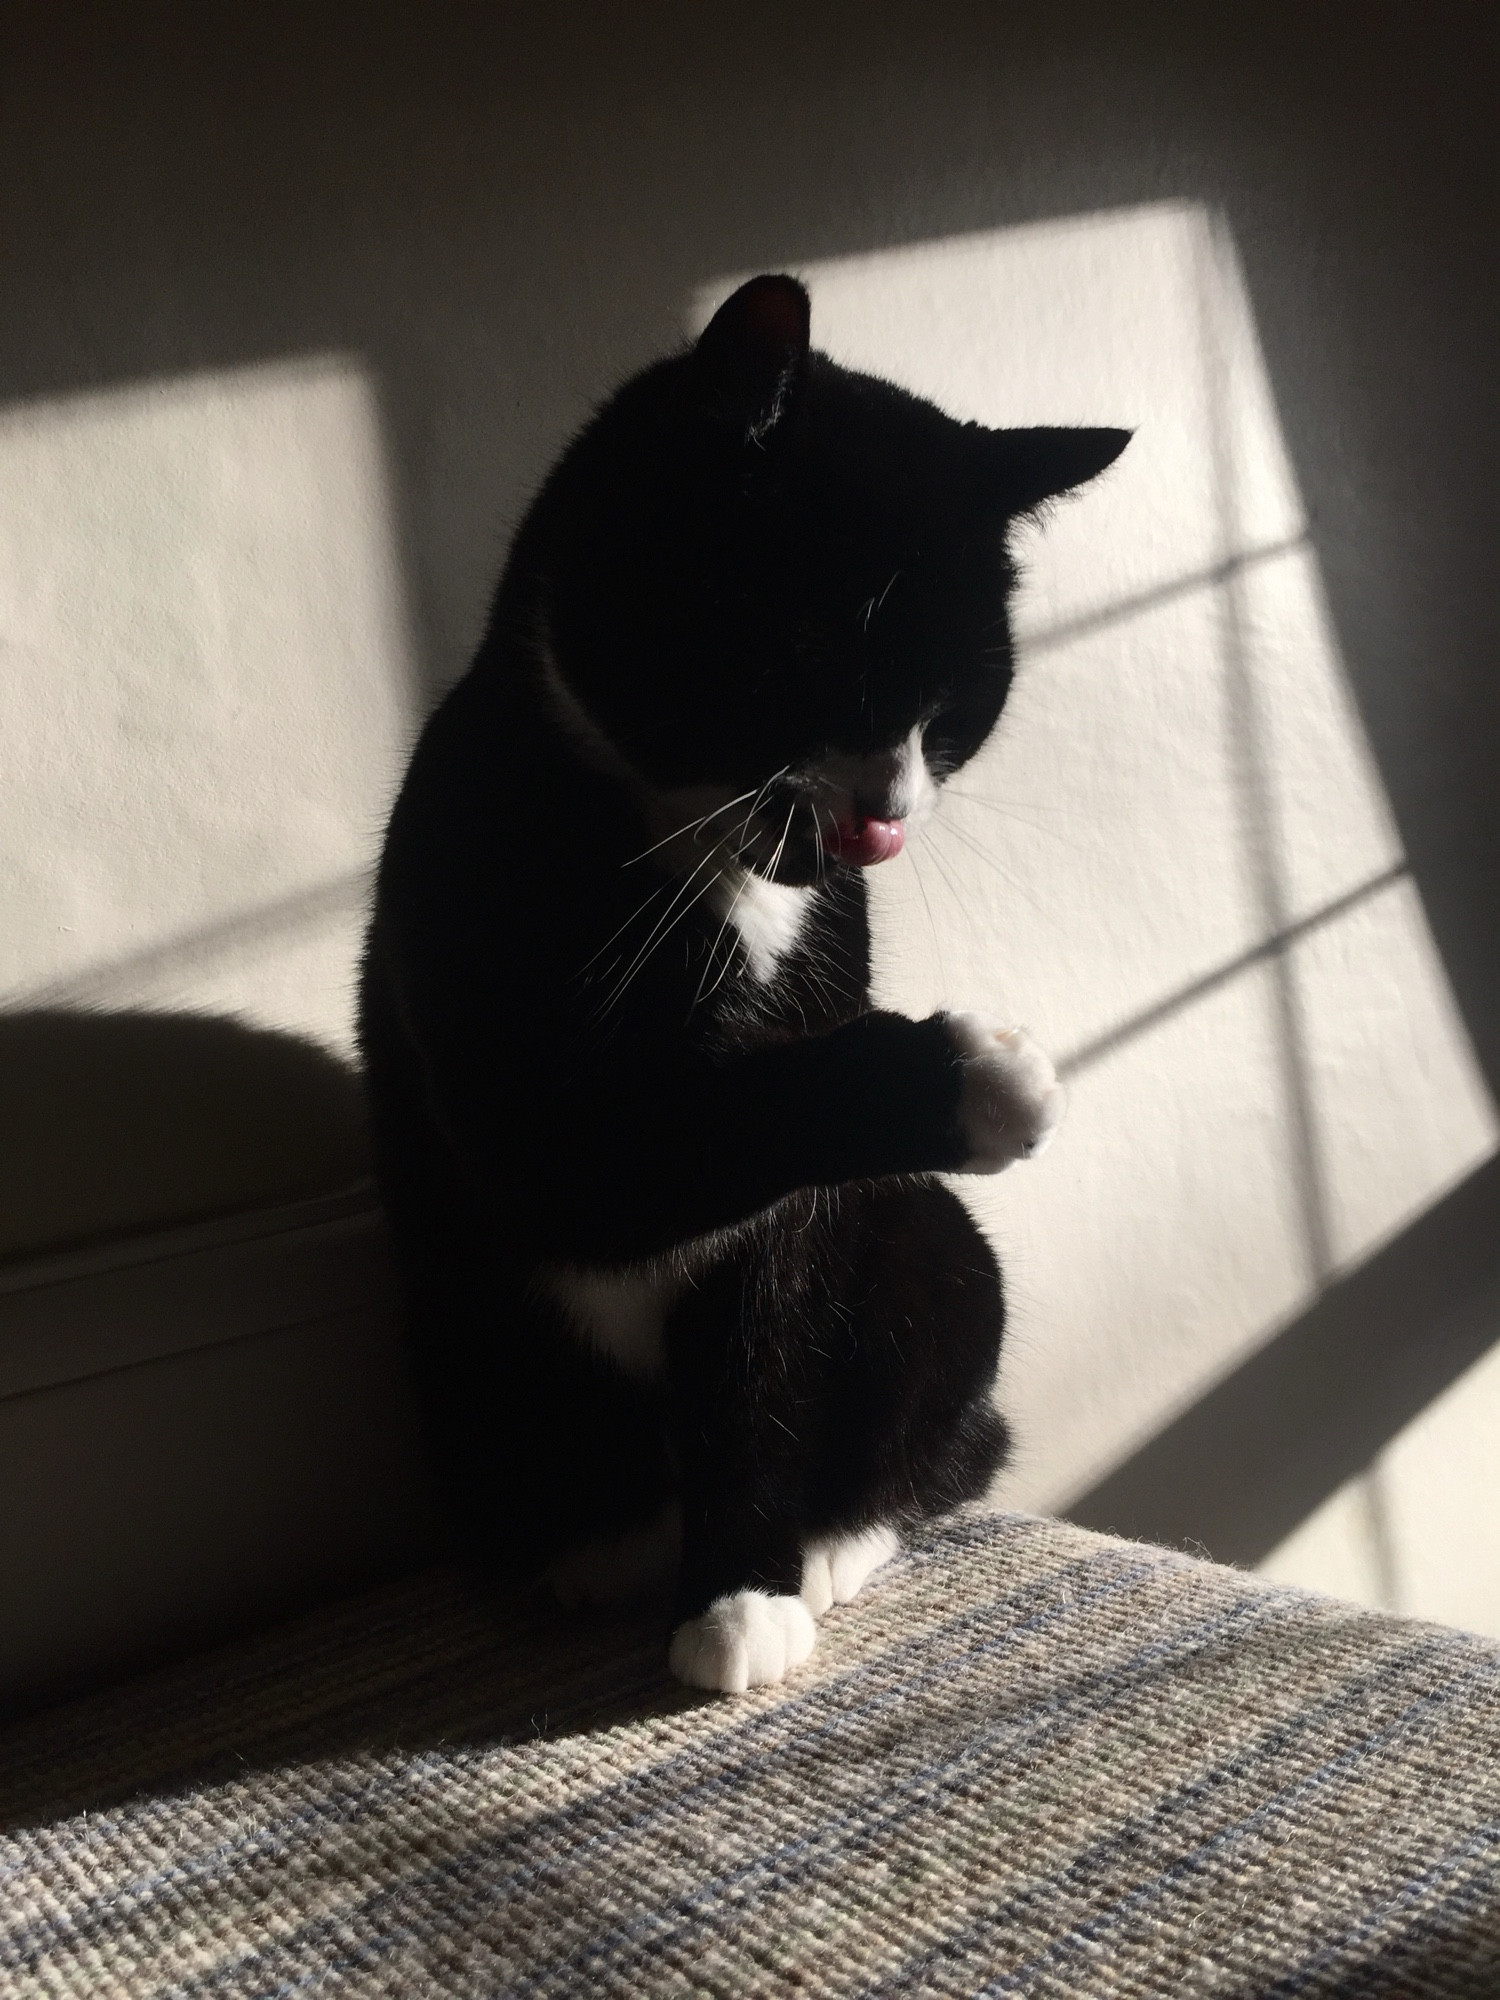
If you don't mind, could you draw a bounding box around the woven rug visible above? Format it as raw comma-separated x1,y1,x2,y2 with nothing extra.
2,1513,1497,1997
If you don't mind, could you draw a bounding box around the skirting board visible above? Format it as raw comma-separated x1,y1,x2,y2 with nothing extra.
0,1185,439,1716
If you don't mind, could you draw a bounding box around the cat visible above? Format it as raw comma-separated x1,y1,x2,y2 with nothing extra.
359,274,1126,1693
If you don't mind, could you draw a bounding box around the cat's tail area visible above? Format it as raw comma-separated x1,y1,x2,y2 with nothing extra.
546,1502,683,1610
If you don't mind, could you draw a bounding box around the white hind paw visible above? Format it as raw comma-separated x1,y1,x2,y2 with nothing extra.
668,1590,817,1694
947,1013,1065,1171
801,1524,901,1618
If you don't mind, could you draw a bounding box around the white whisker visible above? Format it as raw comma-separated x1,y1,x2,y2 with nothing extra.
765,800,798,884
930,816,1052,922
692,872,754,1010
595,843,727,1018
620,786,763,868
907,845,949,992
575,872,679,977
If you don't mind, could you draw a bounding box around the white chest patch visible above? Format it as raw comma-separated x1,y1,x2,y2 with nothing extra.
537,1261,685,1377
709,868,812,984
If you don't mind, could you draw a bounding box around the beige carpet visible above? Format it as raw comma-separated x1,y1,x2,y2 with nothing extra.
2,1512,1498,1996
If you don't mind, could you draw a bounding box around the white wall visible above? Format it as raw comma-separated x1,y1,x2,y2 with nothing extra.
1,358,410,1056
2,6,1496,1628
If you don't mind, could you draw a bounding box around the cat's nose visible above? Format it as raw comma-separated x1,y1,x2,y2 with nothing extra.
853,750,906,821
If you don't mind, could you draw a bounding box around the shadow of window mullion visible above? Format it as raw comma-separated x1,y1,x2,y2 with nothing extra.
3,868,375,1015
1198,206,1336,1291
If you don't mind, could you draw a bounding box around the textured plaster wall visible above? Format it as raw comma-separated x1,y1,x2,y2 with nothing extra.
1,6,1496,1621
2,359,409,1051
729,211,1497,1517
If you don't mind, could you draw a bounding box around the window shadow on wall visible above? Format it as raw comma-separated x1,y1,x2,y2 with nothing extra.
1,2,1496,1566
1067,1156,1500,1563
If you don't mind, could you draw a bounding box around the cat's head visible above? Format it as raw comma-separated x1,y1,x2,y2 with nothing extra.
539,274,1126,884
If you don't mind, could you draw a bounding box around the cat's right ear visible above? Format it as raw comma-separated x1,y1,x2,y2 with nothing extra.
694,275,811,442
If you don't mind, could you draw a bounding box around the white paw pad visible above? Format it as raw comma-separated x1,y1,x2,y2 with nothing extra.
668,1590,817,1694
947,1013,1065,1172
801,1524,901,1618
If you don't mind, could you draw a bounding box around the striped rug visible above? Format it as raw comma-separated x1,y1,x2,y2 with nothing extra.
2,1512,1497,1996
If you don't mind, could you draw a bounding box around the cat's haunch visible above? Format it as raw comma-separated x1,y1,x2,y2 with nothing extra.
361,273,1126,1692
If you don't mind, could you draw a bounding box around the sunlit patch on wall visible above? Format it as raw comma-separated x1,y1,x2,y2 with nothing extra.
0,355,414,1054
698,205,1498,1521
1263,1334,1500,1633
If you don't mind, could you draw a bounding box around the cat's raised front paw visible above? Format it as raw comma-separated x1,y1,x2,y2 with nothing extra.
801,1523,901,1618
668,1590,817,1694
947,1013,1065,1172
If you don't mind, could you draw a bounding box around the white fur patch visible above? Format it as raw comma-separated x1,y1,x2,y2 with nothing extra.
893,723,937,830
537,1260,685,1377
800,1523,901,1617
708,867,811,984
668,1589,818,1693
548,1503,683,1609
947,1014,1065,1171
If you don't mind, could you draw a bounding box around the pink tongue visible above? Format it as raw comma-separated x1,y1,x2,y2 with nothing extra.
829,816,905,866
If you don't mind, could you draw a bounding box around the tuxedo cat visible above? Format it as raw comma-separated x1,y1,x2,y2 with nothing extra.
360,275,1126,1693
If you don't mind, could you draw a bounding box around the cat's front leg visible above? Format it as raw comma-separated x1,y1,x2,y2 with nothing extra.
667,1492,818,1694
944,1014,1066,1171
465,1006,1066,1266
668,1525,900,1692
662,1259,821,1694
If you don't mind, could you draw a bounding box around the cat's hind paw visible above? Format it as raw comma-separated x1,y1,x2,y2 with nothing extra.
668,1590,817,1694
801,1523,901,1618
947,1013,1065,1171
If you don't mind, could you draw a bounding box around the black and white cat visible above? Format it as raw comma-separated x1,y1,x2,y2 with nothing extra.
360,275,1126,1693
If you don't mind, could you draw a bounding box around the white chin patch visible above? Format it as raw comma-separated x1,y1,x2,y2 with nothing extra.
668,1590,818,1693
800,1523,901,1617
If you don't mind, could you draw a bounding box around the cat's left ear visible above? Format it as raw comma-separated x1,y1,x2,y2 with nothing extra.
694,274,811,441
982,426,1132,515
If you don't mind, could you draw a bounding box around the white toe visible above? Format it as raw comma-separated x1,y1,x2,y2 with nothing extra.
802,1523,900,1614
668,1590,817,1694
801,1548,836,1618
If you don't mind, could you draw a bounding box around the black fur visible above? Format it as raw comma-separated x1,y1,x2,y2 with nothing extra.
360,275,1125,1650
